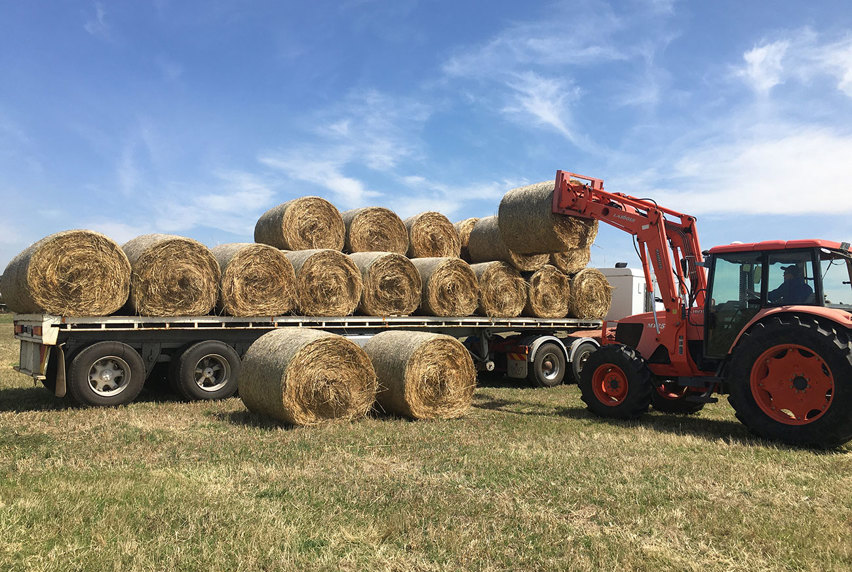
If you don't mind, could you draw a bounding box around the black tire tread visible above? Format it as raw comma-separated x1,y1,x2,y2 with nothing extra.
578,344,652,419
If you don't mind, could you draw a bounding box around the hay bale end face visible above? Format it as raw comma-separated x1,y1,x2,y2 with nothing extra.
550,247,591,274
411,257,478,317
239,328,377,426
524,264,571,318
341,207,408,254
454,217,478,262
363,330,476,420
123,234,220,317
349,252,421,317
285,249,363,317
567,267,613,319
212,243,297,317
255,197,345,251
467,216,548,272
404,212,461,258
470,261,527,318
0,230,130,316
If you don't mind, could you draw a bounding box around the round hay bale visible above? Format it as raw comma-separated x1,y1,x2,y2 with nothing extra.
349,252,421,316
567,268,613,319
410,258,478,317
524,264,571,318
254,197,345,251
285,249,362,316
239,328,377,426
498,181,599,254
549,247,591,274
467,216,548,272
212,243,297,317
454,217,479,262
0,230,130,316
363,330,476,420
123,234,220,317
404,212,461,258
341,207,408,254
470,261,527,318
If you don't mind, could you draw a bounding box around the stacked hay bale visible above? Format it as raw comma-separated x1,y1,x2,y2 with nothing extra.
255,197,345,250
524,265,571,318
410,257,478,317
404,212,461,258
467,216,548,272
567,268,613,319
341,207,408,254
454,217,478,262
470,261,527,318
212,243,297,316
285,249,362,317
349,252,421,316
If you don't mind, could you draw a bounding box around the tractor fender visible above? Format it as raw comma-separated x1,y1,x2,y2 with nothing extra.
728,306,852,355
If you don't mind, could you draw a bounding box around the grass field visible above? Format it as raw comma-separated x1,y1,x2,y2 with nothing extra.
1,316,850,571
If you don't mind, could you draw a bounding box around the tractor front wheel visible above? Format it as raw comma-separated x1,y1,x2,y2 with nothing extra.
579,344,652,419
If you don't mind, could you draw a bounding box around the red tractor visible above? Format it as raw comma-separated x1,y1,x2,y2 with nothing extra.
553,171,852,448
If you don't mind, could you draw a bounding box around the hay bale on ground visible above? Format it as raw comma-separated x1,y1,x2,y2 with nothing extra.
239,328,377,426
454,217,478,262
470,261,527,318
255,197,345,251
123,234,220,316
212,243,297,317
0,230,130,316
410,258,478,317
567,268,613,319
341,207,408,254
364,330,476,420
349,252,421,316
404,212,461,258
524,264,571,318
467,216,548,272
550,247,591,274
498,181,599,254
285,249,362,316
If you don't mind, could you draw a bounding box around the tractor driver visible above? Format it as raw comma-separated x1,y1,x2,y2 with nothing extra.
768,265,813,305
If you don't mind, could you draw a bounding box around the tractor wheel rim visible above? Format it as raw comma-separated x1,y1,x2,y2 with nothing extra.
749,343,834,425
591,363,628,406
656,381,688,401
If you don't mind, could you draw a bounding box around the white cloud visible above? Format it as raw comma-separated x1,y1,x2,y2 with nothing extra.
84,2,109,37
738,41,788,95
502,72,579,143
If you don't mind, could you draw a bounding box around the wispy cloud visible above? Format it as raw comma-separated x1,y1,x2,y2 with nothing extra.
502,72,580,143
84,2,109,38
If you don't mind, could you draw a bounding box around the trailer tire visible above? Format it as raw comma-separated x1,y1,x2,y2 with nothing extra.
67,342,146,406
579,344,651,419
170,341,240,401
570,341,598,384
527,342,566,387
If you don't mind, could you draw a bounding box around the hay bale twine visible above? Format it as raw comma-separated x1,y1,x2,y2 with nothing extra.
123,234,220,316
364,331,476,420
285,249,362,316
567,268,613,319
348,252,421,316
239,328,377,426
524,264,571,318
410,258,478,317
454,217,479,262
470,262,527,318
549,247,591,274
212,243,297,317
0,230,130,316
467,216,548,272
341,207,408,254
498,181,599,254
404,212,461,258
254,197,345,251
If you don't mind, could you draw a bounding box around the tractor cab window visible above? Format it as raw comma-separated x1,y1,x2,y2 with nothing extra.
705,252,763,358
766,251,816,306
820,249,852,311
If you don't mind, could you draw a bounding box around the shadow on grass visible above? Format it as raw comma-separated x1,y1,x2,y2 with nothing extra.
216,409,299,431
0,386,70,412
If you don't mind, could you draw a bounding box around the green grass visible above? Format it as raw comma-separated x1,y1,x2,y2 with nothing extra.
1,321,850,571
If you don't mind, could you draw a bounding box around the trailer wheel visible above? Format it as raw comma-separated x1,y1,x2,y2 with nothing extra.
170,341,240,401
650,380,705,415
67,342,146,406
579,344,651,419
570,341,598,384
527,342,566,387
727,315,852,448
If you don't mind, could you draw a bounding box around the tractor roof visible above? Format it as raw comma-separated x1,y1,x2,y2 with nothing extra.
708,239,848,255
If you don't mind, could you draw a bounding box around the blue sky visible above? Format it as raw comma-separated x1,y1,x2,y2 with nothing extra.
1,0,851,271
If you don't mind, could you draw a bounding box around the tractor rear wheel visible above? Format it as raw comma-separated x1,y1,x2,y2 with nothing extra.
727,315,852,448
579,344,652,419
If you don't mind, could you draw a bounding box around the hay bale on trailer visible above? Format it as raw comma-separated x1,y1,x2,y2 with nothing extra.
567,267,613,319
0,230,130,316
549,247,591,274
254,197,345,251
403,212,461,258
363,330,476,420
285,249,362,316
212,243,297,317
470,261,527,318
239,328,377,426
122,234,220,317
467,216,548,272
410,257,478,317
349,252,421,316
341,207,408,254
454,217,478,262
498,181,599,254
524,264,571,318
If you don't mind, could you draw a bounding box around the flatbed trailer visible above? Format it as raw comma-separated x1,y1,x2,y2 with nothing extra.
12,313,603,406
